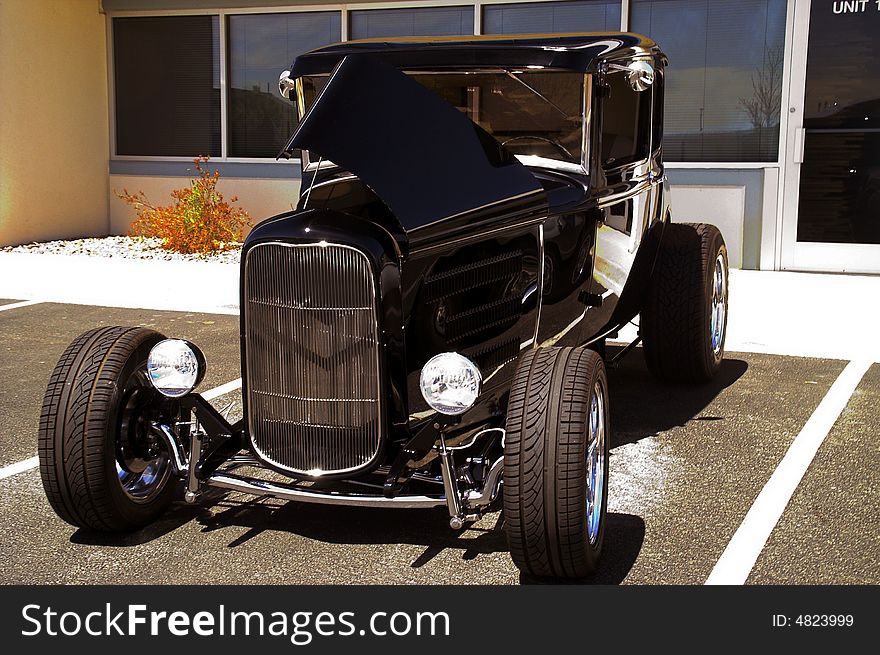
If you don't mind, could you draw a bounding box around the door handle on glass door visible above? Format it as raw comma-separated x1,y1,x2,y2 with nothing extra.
793,128,806,164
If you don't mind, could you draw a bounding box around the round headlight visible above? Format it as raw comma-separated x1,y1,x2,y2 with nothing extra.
147,339,206,398
419,352,482,416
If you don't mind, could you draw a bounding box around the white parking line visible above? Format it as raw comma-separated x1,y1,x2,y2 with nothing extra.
0,456,40,480
0,300,41,312
705,359,872,585
201,377,242,400
0,378,243,481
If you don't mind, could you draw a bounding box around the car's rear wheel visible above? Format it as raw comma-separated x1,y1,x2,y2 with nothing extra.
503,346,610,579
38,326,179,531
641,222,728,382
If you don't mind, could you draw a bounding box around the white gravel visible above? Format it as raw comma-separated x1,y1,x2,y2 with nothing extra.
0,236,241,264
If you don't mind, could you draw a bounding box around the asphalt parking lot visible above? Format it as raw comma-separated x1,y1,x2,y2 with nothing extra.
0,298,877,585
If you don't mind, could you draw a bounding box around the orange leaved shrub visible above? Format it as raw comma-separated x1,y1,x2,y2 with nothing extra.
115,156,251,255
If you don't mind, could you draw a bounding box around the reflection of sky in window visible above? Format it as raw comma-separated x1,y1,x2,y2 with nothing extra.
349,7,474,39
228,13,341,94
228,12,341,157
632,0,786,135
482,0,622,33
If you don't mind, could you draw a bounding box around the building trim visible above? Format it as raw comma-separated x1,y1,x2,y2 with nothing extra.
664,162,779,170
110,159,302,178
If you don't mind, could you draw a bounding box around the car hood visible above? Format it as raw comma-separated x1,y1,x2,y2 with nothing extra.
279,54,547,238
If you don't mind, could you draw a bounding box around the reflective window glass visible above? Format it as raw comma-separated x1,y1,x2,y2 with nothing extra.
482,0,622,34
349,7,474,39
300,70,586,167
114,16,221,157
228,12,341,158
631,0,787,162
601,72,652,169
796,2,880,245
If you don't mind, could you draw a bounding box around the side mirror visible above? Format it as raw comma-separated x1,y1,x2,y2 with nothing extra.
278,70,295,99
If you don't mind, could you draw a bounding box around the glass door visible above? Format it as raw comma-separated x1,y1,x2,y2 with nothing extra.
781,0,880,273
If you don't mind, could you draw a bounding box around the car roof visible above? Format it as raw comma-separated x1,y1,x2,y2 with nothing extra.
289,32,661,77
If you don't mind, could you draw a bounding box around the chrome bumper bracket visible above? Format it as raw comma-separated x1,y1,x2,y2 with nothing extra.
205,472,448,509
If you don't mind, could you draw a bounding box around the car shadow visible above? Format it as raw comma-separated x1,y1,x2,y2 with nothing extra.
68,486,225,547
193,498,644,585
70,505,199,547
195,498,511,565
606,346,748,448
519,512,645,585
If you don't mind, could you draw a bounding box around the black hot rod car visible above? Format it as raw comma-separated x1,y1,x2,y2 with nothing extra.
39,33,729,580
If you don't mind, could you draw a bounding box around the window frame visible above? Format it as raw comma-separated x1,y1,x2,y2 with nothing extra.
225,9,344,159
298,69,593,175
109,10,226,161
598,67,654,175
629,0,788,167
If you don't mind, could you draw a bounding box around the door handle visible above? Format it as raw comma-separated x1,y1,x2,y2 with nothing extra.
793,127,806,164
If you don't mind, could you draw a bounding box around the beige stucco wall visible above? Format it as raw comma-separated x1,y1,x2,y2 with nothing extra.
109,175,300,236
0,0,108,246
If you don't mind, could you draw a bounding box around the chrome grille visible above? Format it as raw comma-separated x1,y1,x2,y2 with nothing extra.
244,242,382,476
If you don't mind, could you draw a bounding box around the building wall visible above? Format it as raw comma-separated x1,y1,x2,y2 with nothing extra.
0,0,109,246
107,160,301,234
667,168,774,270
109,175,300,235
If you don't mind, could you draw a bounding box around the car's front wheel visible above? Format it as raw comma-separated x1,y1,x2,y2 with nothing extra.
38,326,179,531
503,346,610,579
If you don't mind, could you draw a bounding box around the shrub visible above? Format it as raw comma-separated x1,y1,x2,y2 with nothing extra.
115,156,251,255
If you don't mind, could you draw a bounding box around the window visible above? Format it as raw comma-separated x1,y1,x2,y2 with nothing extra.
349,6,474,39
601,72,652,169
228,12,341,158
113,16,220,157
482,1,621,34
416,71,586,165
631,0,787,162
298,69,586,167
111,2,787,165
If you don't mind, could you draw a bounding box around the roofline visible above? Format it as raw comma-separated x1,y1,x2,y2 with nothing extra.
290,32,663,78
318,31,657,50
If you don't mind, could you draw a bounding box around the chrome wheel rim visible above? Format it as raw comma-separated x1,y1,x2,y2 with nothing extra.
710,253,727,356
116,370,171,504
586,381,606,545
116,458,170,503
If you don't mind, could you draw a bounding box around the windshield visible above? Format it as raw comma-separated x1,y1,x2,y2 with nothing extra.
298,70,587,169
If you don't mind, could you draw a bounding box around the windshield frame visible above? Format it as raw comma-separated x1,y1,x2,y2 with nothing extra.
294,68,591,177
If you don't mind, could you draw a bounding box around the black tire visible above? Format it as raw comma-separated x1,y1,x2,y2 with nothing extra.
641,222,729,382
503,346,610,579
38,326,178,531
